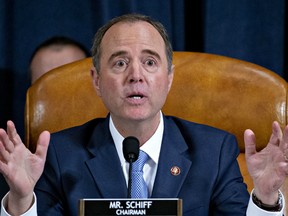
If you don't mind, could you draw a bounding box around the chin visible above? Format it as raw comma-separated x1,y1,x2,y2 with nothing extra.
124,110,149,120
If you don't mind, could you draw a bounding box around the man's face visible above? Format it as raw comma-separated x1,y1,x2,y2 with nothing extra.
30,45,86,83
92,21,174,124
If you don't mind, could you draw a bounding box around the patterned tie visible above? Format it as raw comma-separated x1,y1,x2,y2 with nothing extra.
131,150,149,198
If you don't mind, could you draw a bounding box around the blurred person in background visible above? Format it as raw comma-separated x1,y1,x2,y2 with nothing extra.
0,36,90,200
29,36,89,83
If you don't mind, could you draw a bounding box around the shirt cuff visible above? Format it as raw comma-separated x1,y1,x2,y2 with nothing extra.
1,192,37,216
246,189,285,216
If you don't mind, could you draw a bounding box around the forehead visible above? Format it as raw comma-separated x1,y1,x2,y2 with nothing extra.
35,45,84,59
101,21,166,55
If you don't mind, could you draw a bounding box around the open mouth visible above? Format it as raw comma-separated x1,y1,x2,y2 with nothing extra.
129,95,144,99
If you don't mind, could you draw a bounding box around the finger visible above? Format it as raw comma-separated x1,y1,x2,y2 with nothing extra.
7,120,23,147
0,140,10,176
269,121,282,146
0,140,10,162
244,129,257,158
280,124,288,150
0,128,14,153
35,131,50,162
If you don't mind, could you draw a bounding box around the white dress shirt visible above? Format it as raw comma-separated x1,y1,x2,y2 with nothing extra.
111,113,163,197
0,113,285,215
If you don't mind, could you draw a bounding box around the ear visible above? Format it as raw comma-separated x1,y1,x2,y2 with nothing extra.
167,64,175,92
90,66,101,97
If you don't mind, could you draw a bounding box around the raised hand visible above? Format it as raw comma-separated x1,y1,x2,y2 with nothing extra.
0,120,50,214
244,121,288,204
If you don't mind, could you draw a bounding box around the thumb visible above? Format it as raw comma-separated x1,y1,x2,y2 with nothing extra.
244,129,256,159
35,131,50,161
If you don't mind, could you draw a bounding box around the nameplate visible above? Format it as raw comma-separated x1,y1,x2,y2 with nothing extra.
79,198,182,216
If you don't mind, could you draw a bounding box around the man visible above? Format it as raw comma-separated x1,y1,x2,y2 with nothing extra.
30,36,89,83
0,14,287,215
0,37,87,206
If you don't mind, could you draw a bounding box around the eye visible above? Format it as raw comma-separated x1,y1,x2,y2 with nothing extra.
145,59,156,67
143,58,158,73
111,59,128,73
115,60,127,67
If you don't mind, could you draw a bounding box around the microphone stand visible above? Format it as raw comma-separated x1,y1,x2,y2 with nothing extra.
122,136,139,199
127,160,133,198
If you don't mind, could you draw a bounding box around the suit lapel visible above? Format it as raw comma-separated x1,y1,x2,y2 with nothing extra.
83,116,192,199
152,117,192,198
85,118,127,198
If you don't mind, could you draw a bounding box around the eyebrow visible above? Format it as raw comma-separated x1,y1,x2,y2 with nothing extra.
141,49,161,61
108,50,128,64
108,49,161,64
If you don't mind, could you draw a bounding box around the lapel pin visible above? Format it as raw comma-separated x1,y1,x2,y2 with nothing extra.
170,166,181,176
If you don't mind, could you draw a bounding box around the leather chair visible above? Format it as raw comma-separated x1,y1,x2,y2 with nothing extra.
25,51,288,195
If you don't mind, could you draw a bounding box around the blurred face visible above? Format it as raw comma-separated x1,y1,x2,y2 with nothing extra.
30,45,86,83
91,21,174,125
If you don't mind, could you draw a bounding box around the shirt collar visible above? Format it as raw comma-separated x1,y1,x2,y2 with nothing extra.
110,112,164,167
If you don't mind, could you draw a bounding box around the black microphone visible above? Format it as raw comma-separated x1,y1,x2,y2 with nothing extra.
122,136,140,198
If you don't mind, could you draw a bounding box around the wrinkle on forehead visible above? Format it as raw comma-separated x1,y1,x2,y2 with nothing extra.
101,21,166,63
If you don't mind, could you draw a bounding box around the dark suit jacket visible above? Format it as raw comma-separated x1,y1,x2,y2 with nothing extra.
35,115,249,215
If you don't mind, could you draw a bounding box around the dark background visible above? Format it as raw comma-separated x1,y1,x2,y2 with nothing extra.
0,0,287,140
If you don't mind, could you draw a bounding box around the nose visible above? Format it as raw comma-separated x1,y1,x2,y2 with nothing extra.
127,61,144,83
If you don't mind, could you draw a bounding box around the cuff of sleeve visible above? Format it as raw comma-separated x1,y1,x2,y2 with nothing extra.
1,192,37,216
247,189,285,216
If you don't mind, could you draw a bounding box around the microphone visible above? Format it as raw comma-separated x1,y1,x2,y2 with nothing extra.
122,136,140,198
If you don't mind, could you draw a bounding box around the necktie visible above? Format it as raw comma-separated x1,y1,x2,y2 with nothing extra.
131,150,149,198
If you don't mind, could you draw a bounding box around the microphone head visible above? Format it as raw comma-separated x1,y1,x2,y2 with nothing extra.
123,136,140,163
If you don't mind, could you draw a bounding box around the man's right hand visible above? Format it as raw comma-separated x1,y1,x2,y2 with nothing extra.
0,120,50,215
